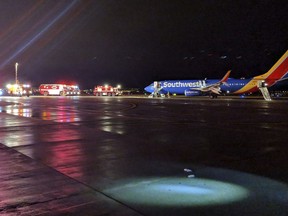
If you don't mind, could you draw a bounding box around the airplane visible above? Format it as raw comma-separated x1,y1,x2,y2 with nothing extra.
144,50,288,101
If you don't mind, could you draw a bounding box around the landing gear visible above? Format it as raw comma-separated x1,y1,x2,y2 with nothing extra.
209,94,218,99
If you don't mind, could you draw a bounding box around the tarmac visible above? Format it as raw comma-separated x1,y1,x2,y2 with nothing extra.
1,95,288,216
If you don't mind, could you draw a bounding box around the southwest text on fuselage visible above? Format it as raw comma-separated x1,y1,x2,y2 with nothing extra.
162,80,206,88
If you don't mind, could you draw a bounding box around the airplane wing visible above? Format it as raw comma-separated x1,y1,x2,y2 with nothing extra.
190,70,231,95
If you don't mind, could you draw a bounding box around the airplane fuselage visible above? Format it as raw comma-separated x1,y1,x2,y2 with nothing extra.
145,78,253,95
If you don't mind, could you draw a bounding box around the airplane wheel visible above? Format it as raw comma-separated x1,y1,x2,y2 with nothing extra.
210,94,217,99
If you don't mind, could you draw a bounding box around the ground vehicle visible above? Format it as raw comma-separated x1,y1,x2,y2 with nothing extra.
93,85,121,96
65,85,81,95
6,84,32,97
39,84,80,96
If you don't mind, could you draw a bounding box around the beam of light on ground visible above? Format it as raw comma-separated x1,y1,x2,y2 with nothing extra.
104,177,249,207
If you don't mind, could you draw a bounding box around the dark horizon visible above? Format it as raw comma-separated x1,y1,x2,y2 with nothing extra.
0,1,287,89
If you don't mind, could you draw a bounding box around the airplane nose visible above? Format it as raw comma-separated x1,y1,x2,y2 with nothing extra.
144,86,153,93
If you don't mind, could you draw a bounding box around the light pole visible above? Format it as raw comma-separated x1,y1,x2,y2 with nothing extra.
15,62,19,84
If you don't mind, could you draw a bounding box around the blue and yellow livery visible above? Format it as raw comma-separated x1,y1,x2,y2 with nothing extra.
145,50,288,100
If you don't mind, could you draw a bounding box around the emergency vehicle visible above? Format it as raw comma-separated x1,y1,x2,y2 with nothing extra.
6,84,32,97
93,85,121,96
39,84,80,96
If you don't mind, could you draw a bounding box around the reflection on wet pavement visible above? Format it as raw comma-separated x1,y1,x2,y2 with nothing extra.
1,96,288,215
6,105,32,117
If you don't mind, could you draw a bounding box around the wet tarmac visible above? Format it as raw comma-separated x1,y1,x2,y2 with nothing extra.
0,96,288,215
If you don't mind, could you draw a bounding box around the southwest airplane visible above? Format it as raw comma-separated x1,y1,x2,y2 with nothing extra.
144,50,288,101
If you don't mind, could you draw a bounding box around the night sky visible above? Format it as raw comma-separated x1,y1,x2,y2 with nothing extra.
0,0,287,89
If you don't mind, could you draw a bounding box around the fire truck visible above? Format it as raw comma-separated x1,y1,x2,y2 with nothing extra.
39,84,80,96
93,85,121,96
6,84,32,97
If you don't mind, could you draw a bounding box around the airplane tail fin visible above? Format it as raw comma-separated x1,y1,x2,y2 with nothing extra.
255,50,288,82
253,50,288,101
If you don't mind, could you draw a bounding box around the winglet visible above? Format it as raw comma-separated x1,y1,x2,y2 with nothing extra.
220,70,231,83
